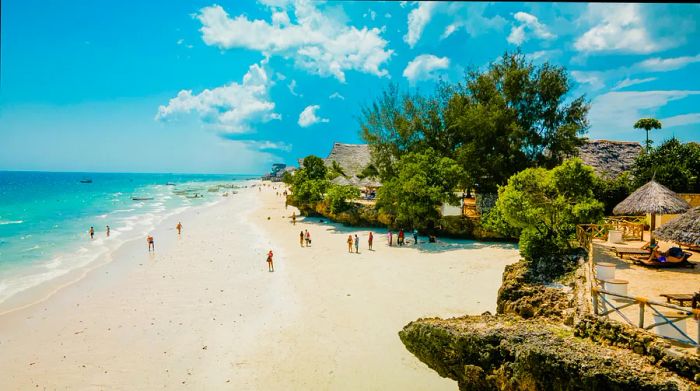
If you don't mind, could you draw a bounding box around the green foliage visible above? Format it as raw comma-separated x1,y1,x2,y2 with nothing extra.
631,138,700,193
326,160,345,180
281,171,294,185
359,50,588,193
592,172,634,215
376,148,461,230
325,184,360,214
357,164,379,179
491,158,604,279
290,155,330,205
633,118,662,151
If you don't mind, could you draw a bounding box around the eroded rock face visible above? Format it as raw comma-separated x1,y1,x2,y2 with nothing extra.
399,316,697,391
496,260,571,321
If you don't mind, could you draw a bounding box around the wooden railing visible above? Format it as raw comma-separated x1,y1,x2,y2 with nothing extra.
578,224,699,352
576,220,644,246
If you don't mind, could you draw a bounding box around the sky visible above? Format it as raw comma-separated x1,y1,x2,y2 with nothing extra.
1,1,699,174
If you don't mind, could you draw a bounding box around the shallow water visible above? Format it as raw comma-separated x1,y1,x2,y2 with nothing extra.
0,171,256,304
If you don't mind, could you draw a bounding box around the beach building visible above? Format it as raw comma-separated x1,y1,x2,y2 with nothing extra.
577,139,643,179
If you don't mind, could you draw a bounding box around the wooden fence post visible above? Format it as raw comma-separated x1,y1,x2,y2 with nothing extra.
638,302,645,328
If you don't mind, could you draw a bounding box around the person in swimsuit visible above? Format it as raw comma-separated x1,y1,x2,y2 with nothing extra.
368,232,373,250
388,231,393,246
292,212,296,226
267,250,274,272
147,235,155,252
300,231,305,247
354,234,359,253
106,225,110,237
89,226,94,240
176,222,183,235
347,235,353,253
305,230,311,246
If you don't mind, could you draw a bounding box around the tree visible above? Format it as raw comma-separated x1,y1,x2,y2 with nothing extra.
593,172,635,215
325,184,360,214
376,148,461,230
290,155,330,205
631,138,700,193
634,118,662,151
302,155,327,180
490,158,604,279
359,51,589,193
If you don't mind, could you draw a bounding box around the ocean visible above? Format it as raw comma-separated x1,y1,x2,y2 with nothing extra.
0,171,255,305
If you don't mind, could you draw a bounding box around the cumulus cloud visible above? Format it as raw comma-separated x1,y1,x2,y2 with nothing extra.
155,60,280,133
403,54,450,84
196,3,393,83
403,2,438,48
589,90,700,134
329,92,345,100
507,12,555,45
574,4,664,54
571,70,606,91
636,54,700,72
298,105,329,127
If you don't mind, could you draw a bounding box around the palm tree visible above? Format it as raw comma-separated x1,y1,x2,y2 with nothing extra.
634,118,662,151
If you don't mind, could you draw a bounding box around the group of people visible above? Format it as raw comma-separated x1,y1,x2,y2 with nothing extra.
346,232,374,253
386,229,420,246
299,230,312,247
88,225,110,239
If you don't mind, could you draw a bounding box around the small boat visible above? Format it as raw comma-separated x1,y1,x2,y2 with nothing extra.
132,197,154,201
80,178,93,183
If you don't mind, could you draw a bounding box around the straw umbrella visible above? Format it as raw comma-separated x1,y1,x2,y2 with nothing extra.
655,206,700,247
612,180,691,243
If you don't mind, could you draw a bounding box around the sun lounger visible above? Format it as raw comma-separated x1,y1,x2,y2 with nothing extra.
632,252,695,268
612,247,650,258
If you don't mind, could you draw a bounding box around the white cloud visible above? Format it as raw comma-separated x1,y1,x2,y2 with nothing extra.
237,140,292,152
403,2,438,48
612,77,657,90
363,9,377,21
196,3,393,83
661,113,700,128
507,12,555,45
403,54,450,84
288,79,301,96
636,54,700,72
384,13,391,19
574,4,663,54
176,39,184,45
431,3,507,41
329,92,345,100
571,70,605,91
589,90,700,134
156,60,280,133
298,105,329,127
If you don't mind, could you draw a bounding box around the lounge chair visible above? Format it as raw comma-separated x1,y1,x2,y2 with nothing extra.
632,248,695,268
612,242,653,259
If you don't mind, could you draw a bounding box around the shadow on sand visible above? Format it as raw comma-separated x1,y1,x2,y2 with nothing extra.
298,216,518,254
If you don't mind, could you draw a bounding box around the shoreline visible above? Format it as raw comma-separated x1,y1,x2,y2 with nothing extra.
0,183,520,389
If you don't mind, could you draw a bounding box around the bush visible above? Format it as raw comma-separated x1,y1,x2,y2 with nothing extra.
325,184,360,214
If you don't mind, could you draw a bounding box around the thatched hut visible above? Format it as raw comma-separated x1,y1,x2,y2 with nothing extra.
577,140,643,179
613,180,691,242
324,143,372,178
655,207,700,247
331,176,359,186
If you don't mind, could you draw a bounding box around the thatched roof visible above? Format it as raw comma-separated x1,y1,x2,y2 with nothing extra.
331,176,359,186
613,180,691,215
324,143,372,178
655,207,700,246
577,140,643,179
358,177,382,188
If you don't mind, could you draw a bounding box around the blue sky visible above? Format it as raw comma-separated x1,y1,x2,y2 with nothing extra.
1,1,699,174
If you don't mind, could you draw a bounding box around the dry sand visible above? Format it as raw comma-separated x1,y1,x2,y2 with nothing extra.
0,184,519,390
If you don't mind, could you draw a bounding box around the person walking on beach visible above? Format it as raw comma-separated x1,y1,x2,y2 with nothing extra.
354,234,359,253
176,222,183,235
292,212,296,226
398,229,405,246
305,230,311,246
89,226,94,240
300,231,305,247
413,229,418,245
347,235,353,253
388,231,393,246
267,250,274,272
147,235,155,252
368,232,373,250
106,225,110,237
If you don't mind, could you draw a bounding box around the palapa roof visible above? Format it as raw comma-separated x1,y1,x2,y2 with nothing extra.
357,177,382,188
324,143,372,178
577,140,643,179
331,176,359,186
655,207,700,246
613,180,691,215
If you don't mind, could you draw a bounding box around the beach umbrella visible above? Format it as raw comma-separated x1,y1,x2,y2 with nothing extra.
612,180,691,243
655,206,700,247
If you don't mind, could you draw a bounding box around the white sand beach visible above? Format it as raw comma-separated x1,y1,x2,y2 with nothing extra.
0,183,519,390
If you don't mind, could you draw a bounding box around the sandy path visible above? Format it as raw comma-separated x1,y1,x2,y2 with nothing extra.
0,184,519,390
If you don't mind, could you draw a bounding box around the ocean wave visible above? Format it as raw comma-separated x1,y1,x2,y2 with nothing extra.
0,220,24,225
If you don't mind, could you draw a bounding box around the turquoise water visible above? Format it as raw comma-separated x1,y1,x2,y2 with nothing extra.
0,171,255,303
